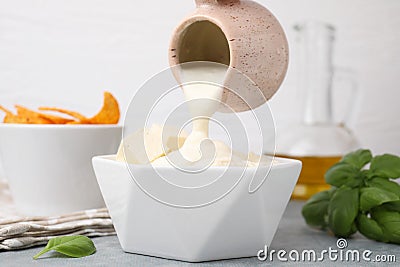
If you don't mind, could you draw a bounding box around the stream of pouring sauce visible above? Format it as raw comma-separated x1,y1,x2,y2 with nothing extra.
151,64,263,167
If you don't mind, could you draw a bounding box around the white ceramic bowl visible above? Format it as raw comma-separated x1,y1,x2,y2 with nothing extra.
92,155,301,262
0,124,122,216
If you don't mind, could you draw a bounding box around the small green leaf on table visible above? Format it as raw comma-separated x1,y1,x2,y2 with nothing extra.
33,235,96,260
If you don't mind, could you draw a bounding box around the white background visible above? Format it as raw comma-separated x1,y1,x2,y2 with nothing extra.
0,0,399,169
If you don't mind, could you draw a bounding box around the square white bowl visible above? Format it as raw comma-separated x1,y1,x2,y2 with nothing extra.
92,155,301,262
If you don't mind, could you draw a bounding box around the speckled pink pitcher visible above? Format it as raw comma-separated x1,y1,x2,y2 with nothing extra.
169,0,288,112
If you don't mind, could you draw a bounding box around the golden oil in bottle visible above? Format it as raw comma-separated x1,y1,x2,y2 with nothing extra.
276,154,341,200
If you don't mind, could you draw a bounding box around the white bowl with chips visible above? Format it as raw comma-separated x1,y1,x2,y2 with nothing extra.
92,155,301,262
0,124,122,216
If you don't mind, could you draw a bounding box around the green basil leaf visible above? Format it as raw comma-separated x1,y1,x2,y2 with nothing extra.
325,162,360,187
370,154,400,179
302,190,331,228
360,187,399,212
366,178,400,196
328,186,359,237
362,169,377,180
380,200,400,212
341,149,372,169
357,214,387,242
33,235,96,259
372,209,400,244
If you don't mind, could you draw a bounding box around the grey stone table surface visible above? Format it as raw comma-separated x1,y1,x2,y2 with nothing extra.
1,201,399,267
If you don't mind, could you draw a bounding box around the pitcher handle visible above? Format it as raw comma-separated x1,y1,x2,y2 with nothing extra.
332,67,359,127
195,0,240,6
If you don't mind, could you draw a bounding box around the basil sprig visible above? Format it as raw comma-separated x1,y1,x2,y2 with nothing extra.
33,235,96,259
302,149,400,244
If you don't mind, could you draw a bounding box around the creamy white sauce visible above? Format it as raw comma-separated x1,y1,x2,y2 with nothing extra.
151,64,265,167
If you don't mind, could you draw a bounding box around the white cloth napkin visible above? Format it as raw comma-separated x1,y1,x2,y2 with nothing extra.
0,179,115,250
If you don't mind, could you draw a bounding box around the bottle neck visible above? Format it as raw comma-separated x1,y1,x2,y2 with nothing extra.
296,22,335,125
302,64,333,125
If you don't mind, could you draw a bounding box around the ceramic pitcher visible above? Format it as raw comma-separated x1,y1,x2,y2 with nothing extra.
169,0,289,112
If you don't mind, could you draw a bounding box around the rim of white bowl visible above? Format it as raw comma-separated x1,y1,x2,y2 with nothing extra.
0,123,123,129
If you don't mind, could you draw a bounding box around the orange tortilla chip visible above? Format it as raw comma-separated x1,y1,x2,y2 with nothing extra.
38,107,89,123
4,115,37,124
2,91,120,125
0,105,12,116
89,91,120,124
3,114,28,123
0,105,14,123
15,105,73,124
1,105,52,124
39,113,75,124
